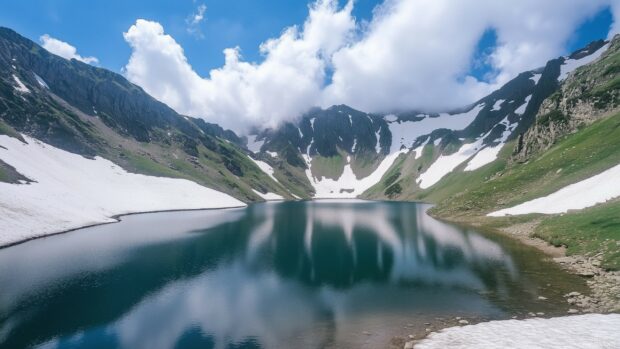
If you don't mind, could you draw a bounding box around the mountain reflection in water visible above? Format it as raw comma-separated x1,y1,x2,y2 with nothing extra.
0,201,572,349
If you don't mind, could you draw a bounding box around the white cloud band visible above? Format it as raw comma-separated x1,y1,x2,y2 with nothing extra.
122,0,620,133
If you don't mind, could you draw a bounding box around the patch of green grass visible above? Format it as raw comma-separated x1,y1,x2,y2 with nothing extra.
0,120,24,141
0,166,9,183
534,200,620,270
310,154,346,180
123,152,182,179
0,159,30,184
537,110,568,126
383,171,401,188
384,182,402,197
350,151,381,178
360,153,406,198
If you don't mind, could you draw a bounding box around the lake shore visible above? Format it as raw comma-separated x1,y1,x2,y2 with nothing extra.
0,204,247,250
427,213,620,315
383,212,620,348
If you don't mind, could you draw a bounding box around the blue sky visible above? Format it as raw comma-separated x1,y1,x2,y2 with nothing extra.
0,0,612,77
1,1,618,131
0,0,377,74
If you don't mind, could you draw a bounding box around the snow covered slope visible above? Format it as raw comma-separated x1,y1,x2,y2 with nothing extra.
0,135,245,247
304,151,407,198
559,43,609,81
488,163,620,216
415,314,620,349
385,104,484,153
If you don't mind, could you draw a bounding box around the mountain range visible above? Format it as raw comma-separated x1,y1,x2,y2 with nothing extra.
1,25,619,271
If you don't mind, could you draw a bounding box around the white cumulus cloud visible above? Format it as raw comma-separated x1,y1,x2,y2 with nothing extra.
124,0,354,132
39,34,99,65
123,0,620,133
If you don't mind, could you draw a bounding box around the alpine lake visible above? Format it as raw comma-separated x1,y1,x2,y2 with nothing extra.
0,200,588,349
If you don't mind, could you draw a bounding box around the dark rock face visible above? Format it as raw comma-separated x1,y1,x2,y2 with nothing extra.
251,105,390,168
515,36,619,162
0,26,241,156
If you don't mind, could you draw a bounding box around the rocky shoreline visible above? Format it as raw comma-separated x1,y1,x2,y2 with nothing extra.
388,216,620,349
555,255,620,313
497,220,620,314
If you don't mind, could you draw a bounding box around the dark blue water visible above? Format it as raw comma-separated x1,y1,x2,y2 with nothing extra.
0,201,584,349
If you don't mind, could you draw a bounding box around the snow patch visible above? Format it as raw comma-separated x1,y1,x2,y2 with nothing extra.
12,74,30,93
413,137,430,160
266,151,277,158
34,73,49,89
515,95,532,115
489,163,620,216
385,104,483,154
418,134,490,188
464,145,503,171
0,135,245,247
491,99,504,111
416,314,620,349
248,156,279,184
304,150,407,198
252,189,284,201
559,44,609,81
384,114,398,122
530,73,542,84
464,117,516,171
246,135,265,153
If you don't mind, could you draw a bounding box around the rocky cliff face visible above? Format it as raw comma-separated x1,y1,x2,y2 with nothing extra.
514,38,618,161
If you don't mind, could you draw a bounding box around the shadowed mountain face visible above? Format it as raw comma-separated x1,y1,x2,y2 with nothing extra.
0,201,585,349
0,27,240,150
0,27,294,201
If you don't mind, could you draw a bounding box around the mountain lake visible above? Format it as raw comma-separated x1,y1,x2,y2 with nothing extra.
0,200,588,349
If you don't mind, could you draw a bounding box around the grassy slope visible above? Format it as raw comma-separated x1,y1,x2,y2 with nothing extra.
362,143,437,200
432,110,620,217
113,138,292,202
309,153,346,180
362,138,511,203
417,142,514,203
534,200,620,270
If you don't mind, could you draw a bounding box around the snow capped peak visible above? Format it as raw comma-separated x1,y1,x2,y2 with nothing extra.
386,104,483,154
559,43,609,81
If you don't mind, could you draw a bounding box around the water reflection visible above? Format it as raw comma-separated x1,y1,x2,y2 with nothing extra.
0,201,564,349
